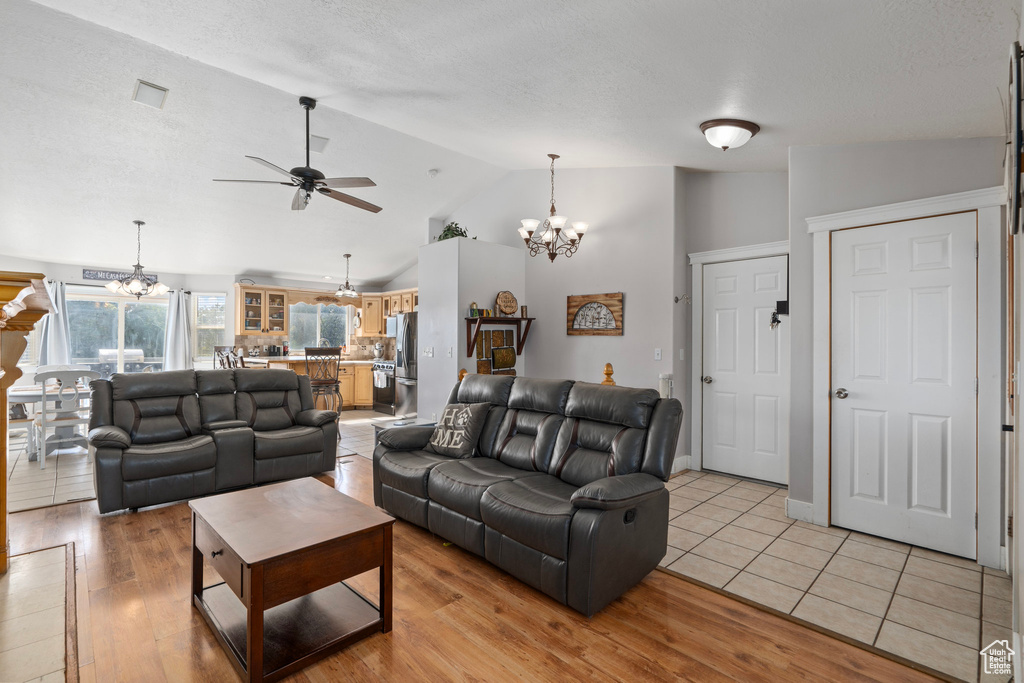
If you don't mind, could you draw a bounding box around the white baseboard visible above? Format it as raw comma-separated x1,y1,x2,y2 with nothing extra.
670,455,691,475
785,497,814,523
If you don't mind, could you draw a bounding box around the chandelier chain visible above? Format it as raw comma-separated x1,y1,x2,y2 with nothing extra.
136,223,142,264
550,156,556,214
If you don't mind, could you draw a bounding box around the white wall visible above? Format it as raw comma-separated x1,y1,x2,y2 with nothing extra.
787,137,1005,502
416,237,525,421
384,262,418,291
447,166,678,391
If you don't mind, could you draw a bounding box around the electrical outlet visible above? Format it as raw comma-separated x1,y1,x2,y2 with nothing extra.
654,348,662,361
447,346,453,357
679,348,685,361
423,346,434,357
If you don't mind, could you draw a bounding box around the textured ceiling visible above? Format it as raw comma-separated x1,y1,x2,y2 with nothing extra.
1,0,1019,282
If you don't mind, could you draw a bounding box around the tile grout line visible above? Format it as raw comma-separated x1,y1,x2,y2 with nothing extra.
871,541,912,648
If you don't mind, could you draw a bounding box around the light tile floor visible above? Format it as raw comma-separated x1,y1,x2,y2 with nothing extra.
659,470,1011,683
6,428,95,513
0,546,67,682
336,410,403,460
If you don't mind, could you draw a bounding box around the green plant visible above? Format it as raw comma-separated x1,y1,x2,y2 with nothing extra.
436,222,475,241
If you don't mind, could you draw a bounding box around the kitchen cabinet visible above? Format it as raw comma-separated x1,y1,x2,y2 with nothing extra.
355,365,372,406
401,292,414,313
236,285,288,336
390,294,402,314
359,295,383,336
339,373,354,408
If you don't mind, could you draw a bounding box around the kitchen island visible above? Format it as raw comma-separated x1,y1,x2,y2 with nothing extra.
242,357,378,409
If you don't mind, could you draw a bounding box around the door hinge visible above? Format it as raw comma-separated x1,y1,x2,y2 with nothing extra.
1009,515,1014,538
975,241,979,259
975,378,979,394
975,512,978,529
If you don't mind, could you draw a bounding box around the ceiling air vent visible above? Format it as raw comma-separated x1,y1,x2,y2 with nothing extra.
132,80,168,109
309,135,329,154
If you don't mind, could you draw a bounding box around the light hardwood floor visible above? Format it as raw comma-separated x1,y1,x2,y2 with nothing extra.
8,457,940,682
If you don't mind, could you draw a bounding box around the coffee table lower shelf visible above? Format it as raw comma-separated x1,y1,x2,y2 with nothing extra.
195,581,382,682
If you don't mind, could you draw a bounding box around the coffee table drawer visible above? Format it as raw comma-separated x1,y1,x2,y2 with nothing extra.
195,517,244,600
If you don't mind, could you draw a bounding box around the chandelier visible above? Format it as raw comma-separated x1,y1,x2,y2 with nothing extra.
335,254,358,298
105,220,169,298
517,154,588,262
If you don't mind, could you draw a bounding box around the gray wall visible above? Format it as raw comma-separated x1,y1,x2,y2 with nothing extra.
787,137,1006,502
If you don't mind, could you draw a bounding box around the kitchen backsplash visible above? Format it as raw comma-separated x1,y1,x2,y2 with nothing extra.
232,335,395,360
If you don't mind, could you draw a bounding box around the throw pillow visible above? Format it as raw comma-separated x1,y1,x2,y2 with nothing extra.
426,402,491,458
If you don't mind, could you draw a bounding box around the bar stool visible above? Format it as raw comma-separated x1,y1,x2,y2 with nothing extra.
304,347,342,410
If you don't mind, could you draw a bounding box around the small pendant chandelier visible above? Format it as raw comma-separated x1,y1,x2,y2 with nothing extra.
517,154,589,262
335,254,358,298
105,220,168,298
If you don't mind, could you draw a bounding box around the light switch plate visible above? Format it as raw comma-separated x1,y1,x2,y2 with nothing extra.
654,348,662,361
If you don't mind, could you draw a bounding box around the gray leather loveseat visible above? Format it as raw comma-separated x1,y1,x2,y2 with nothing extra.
373,375,682,616
88,368,338,513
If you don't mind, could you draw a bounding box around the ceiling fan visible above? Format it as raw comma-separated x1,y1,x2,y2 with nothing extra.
214,96,382,213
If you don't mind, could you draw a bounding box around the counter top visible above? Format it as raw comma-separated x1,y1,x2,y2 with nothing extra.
243,356,384,365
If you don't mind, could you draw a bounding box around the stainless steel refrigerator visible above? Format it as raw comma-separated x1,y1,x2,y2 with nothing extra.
395,312,417,417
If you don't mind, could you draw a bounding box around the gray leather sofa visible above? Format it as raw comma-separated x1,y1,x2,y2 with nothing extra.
88,368,338,513
373,375,683,616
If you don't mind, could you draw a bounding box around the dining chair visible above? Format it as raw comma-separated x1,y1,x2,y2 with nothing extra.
304,347,342,411
214,346,246,369
33,366,101,469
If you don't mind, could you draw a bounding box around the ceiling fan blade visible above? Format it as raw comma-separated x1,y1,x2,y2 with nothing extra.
316,187,383,213
319,177,376,189
291,188,309,211
246,155,296,178
213,179,295,185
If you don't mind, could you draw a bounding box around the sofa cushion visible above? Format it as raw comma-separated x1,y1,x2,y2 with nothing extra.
428,458,543,521
253,425,323,460
112,393,203,445
426,402,490,458
121,434,216,481
237,388,302,431
549,418,648,487
378,450,453,498
480,475,579,560
564,382,660,429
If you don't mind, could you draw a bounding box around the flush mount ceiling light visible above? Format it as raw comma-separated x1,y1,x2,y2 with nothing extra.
517,154,588,263
700,119,760,151
105,220,169,298
133,80,168,109
335,254,358,298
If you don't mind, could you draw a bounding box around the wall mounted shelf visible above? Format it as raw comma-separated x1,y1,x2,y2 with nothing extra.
465,317,535,357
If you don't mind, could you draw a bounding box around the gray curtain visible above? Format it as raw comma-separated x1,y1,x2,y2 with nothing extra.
37,280,72,366
163,290,193,370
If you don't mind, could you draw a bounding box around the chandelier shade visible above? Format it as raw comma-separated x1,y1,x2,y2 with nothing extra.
335,254,358,298
107,220,168,298
517,154,588,262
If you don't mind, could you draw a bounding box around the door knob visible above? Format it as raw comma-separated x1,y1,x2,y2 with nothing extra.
834,388,849,399
702,376,713,384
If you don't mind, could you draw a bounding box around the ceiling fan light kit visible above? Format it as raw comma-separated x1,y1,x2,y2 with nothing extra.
106,220,169,298
700,119,760,150
213,96,382,213
518,154,589,263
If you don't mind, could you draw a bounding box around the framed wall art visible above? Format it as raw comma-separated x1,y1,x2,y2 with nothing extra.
566,292,623,336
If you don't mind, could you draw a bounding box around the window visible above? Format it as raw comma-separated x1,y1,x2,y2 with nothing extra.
192,293,227,363
66,286,168,376
17,326,39,367
288,302,351,351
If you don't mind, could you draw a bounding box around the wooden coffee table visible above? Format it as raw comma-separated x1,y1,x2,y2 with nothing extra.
190,477,395,682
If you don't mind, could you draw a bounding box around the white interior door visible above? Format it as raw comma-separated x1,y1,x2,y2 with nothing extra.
701,255,790,484
831,212,977,558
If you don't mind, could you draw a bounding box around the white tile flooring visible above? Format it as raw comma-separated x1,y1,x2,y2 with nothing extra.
0,546,67,682
6,429,95,513
659,470,1011,682
336,410,400,460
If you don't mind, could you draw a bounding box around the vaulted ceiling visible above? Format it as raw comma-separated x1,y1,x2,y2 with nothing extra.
1,0,1017,284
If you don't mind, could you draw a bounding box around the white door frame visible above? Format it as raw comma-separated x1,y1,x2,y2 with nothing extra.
689,240,790,473
807,186,1005,567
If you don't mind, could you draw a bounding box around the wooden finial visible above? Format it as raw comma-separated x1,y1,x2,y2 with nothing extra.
458,369,468,382
601,363,615,386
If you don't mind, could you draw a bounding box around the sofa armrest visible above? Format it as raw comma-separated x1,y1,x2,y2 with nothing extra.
571,473,665,510
202,420,248,432
377,426,435,451
295,409,338,427
88,425,130,450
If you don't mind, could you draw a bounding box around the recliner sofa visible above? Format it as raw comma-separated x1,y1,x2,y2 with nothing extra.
373,374,682,616
88,368,338,513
